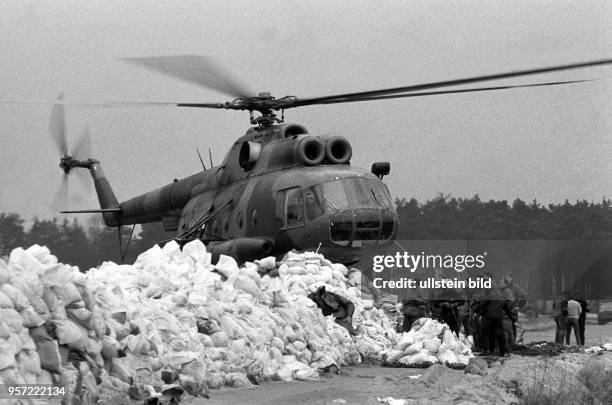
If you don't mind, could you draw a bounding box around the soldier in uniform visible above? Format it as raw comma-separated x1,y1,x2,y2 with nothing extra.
400,277,428,332
499,274,526,347
308,286,356,334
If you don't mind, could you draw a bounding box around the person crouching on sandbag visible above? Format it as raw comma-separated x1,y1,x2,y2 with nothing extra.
308,286,355,334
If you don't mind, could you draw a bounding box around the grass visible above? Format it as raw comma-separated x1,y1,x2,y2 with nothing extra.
519,358,612,405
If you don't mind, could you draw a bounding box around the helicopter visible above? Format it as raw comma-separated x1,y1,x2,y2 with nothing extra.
52,55,612,264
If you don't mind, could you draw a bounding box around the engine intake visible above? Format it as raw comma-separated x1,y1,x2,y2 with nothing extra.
239,141,262,170
325,136,352,164
293,136,325,166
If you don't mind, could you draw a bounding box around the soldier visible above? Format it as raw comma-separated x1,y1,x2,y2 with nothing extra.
576,295,589,347
308,286,355,334
400,277,428,332
434,282,465,336
552,293,568,344
480,282,517,357
499,273,526,347
470,272,493,352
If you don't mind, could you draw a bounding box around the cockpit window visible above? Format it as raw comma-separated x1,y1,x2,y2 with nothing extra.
370,181,394,210
344,178,376,207
283,187,304,227
302,178,393,220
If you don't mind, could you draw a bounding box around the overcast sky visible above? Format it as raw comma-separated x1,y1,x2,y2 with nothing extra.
1,0,611,224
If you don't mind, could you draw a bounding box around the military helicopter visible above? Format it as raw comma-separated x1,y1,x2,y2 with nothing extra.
52,56,612,264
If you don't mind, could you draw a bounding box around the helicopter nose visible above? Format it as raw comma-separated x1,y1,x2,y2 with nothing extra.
329,208,397,246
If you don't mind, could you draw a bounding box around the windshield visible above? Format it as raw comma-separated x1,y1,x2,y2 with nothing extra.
304,177,394,220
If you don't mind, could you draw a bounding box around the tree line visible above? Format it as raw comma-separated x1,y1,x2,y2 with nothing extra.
0,213,173,270
395,195,612,240
1,195,611,270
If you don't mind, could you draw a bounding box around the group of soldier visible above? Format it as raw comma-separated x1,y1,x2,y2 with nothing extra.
400,274,526,357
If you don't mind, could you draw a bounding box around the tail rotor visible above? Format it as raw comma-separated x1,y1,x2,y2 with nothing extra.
49,94,93,212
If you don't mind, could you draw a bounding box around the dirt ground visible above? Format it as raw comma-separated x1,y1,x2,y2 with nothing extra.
192,318,612,405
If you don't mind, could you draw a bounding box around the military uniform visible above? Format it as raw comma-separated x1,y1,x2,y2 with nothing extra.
308,287,355,334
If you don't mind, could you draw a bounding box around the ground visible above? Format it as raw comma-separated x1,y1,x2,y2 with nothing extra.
192,317,612,405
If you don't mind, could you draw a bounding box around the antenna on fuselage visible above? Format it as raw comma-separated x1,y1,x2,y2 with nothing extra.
196,148,206,170
208,148,214,167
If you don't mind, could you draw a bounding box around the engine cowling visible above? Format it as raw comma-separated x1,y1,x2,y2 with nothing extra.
210,237,275,264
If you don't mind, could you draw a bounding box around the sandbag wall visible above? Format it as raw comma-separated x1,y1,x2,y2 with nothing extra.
0,242,392,403
0,241,472,404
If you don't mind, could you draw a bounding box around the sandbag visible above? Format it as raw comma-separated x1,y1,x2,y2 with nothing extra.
20,306,45,328
1,308,23,332
0,290,14,308
1,283,28,311
52,319,85,346
36,339,62,373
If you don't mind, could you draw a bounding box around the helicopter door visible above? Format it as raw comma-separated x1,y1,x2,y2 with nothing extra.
279,187,305,229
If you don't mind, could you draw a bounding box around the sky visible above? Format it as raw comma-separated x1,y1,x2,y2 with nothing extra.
1,0,611,225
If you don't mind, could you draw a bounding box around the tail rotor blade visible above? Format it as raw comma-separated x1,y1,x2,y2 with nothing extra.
51,174,69,213
72,126,92,159
74,167,92,192
49,93,68,155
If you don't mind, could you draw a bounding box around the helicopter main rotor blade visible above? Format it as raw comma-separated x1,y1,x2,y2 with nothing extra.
49,93,67,155
123,55,255,99
311,80,591,105
291,58,612,107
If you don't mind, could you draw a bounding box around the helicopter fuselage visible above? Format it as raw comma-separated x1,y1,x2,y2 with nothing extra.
82,123,398,264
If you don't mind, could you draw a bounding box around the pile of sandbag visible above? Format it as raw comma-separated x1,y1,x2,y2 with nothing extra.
0,245,103,404
0,240,472,403
1,242,365,403
380,318,474,367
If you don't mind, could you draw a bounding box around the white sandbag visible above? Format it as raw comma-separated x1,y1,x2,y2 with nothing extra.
52,318,85,345
211,331,229,347
29,296,50,320
437,343,458,364
66,307,92,326
0,290,14,308
42,287,67,320
182,239,209,262
403,341,424,355
90,311,106,338
1,284,29,311
0,340,16,370
275,366,294,382
0,321,10,339
42,263,75,287
36,339,62,374
224,372,252,388
233,275,260,297
397,330,416,351
25,244,55,265
9,247,44,274
17,350,42,375
418,319,445,339
256,256,276,270
215,255,239,279
423,337,441,353
406,350,438,365
1,308,23,332
382,349,405,364
20,306,45,328
181,359,207,381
